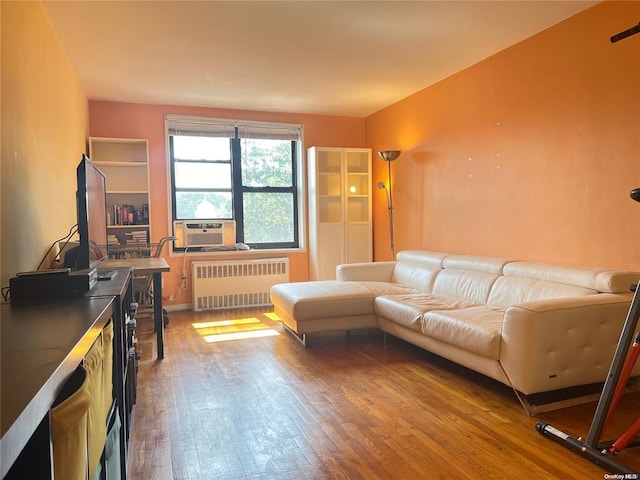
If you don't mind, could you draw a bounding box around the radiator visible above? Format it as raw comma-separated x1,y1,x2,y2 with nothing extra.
192,258,289,311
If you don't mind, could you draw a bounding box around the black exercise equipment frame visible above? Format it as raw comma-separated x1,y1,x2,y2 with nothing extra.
536,282,640,474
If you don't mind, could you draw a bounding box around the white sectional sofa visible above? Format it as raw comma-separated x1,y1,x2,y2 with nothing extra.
270,251,640,412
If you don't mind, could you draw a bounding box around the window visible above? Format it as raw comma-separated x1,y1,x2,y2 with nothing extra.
166,116,303,250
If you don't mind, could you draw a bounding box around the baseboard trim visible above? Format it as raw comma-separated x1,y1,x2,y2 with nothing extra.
164,303,192,312
524,376,640,415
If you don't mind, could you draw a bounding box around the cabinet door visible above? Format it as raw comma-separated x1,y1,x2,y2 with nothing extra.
346,224,372,264
344,149,371,264
316,149,343,224
344,149,370,223
317,224,345,280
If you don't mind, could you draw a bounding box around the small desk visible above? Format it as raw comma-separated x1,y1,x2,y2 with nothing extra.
102,257,170,359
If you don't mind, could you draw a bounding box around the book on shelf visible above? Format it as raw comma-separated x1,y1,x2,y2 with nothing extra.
124,230,148,245
141,204,149,224
107,204,149,226
121,204,134,225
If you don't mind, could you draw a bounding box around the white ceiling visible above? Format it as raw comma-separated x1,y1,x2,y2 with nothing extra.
43,0,598,117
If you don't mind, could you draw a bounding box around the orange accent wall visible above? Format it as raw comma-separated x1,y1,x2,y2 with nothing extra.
88,102,366,305
366,0,640,270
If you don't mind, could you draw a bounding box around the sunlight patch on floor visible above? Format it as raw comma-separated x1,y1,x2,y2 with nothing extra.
202,329,280,343
264,311,281,321
192,315,280,343
192,318,262,329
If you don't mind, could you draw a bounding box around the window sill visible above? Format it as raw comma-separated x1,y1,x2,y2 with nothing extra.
168,246,305,258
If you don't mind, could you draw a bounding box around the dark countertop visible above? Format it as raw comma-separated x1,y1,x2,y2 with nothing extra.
0,296,114,477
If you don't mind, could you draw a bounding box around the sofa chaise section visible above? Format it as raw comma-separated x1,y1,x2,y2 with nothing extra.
270,280,420,345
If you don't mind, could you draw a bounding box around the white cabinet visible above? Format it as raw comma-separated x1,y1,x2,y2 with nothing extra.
89,137,151,255
308,146,372,280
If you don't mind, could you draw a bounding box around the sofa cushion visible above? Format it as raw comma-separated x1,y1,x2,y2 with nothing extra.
375,294,479,329
432,269,500,304
392,263,441,293
442,255,511,275
391,251,448,292
503,262,639,294
270,281,419,322
421,306,505,360
487,276,597,307
395,250,449,268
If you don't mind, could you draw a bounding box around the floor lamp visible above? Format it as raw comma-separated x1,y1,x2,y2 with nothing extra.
377,150,401,259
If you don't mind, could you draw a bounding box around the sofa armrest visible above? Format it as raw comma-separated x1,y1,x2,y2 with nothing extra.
500,293,635,395
336,261,396,282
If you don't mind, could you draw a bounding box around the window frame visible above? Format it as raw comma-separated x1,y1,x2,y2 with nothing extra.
165,115,305,254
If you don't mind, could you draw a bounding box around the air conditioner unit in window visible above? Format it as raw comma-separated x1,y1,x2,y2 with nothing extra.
174,221,229,247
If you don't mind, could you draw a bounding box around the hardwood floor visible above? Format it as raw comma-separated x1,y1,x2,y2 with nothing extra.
127,309,640,479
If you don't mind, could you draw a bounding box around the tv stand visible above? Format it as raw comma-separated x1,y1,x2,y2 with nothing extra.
1,267,137,480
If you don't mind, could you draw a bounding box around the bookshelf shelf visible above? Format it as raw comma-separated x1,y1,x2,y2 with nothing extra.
107,189,149,195
95,161,148,167
107,224,150,229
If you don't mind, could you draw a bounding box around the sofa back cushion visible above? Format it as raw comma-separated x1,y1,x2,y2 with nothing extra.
487,276,597,307
487,261,640,307
442,255,510,275
502,262,638,293
392,251,448,292
433,269,500,304
392,252,639,305
430,254,510,304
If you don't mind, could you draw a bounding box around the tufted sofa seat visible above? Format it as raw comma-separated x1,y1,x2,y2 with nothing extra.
270,251,640,410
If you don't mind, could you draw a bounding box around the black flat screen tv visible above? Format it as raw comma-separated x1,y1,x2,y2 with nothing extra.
65,154,108,270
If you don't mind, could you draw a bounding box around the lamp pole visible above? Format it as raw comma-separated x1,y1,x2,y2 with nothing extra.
386,157,395,259
377,150,401,260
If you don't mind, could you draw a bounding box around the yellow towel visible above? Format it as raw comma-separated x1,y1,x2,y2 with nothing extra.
102,320,114,420
52,365,91,480
84,333,106,476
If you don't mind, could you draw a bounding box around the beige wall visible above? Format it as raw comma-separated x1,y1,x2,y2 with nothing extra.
1,1,88,286
366,0,640,270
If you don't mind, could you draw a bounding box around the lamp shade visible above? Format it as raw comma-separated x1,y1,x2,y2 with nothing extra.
377,150,401,162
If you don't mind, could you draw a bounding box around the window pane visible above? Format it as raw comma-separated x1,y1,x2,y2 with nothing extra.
173,135,231,161
174,162,231,189
175,191,232,219
241,138,292,187
243,192,293,243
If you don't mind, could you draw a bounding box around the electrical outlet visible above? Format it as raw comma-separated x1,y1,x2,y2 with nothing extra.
168,295,174,301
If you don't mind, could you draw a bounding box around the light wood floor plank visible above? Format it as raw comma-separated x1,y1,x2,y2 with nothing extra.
127,309,640,479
